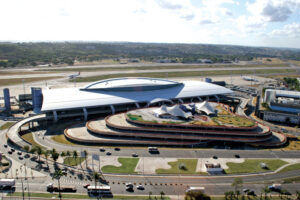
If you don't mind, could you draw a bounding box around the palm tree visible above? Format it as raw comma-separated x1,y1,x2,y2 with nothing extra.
149,191,152,200
295,191,300,200
72,150,78,167
43,150,50,168
51,150,59,165
83,150,88,171
60,152,66,165
35,146,43,163
160,191,165,199
262,186,271,200
232,178,243,199
93,172,100,187
52,169,66,200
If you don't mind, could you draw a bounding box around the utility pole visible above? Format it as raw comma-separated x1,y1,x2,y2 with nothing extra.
22,79,25,95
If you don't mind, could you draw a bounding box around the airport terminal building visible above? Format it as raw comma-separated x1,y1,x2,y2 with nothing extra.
41,77,234,121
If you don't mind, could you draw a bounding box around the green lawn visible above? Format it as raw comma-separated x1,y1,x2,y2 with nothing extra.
101,157,139,174
156,159,198,174
37,64,287,72
225,159,288,174
283,176,300,183
72,69,295,82
63,157,86,166
21,132,45,150
7,192,169,199
0,76,62,86
0,122,15,130
278,163,300,173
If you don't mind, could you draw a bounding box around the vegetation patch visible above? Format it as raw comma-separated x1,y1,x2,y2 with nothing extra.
281,138,300,150
213,116,255,127
51,134,77,145
0,122,15,130
101,157,139,174
156,159,198,174
225,159,288,174
73,69,296,82
283,176,300,183
127,114,158,123
63,157,86,166
7,192,168,199
0,76,62,86
278,163,300,173
21,133,45,149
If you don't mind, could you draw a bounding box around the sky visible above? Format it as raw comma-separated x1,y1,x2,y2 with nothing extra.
0,0,299,49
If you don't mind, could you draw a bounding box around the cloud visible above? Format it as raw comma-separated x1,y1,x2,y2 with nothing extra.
270,23,300,38
199,19,214,24
262,3,292,22
180,13,195,21
156,0,184,10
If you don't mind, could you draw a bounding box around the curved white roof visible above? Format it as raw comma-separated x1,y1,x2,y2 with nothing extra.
41,77,233,112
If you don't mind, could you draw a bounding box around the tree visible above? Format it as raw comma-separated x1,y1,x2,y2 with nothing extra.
160,191,165,199
23,145,30,153
149,191,152,200
232,178,243,199
35,146,43,163
52,169,66,200
93,172,100,188
296,191,300,200
224,191,234,200
44,150,50,168
184,191,211,200
83,150,88,171
262,186,271,200
72,151,78,168
51,149,59,164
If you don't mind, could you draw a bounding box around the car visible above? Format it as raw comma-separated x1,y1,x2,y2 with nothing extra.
4,144,8,148
8,151,12,154
136,185,144,190
18,156,23,160
106,151,111,156
235,154,240,158
114,147,120,151
243,188,249,193
132,153,138,157
125,183,133,188
212,156,218,159
11,148,15,152
17,151,22,155
247,190,256,196
24,154,30,158
99,148,105,152
83,184,90,188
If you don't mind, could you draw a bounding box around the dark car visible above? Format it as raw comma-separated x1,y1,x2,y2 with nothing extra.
4,144,8,148
235,154,240,158
99,148,105,152
132,153,138,157
106,151,111,156
213,156,218,159
114,147,120,151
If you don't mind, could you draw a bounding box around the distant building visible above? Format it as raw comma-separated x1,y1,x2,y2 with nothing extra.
197,59,213,64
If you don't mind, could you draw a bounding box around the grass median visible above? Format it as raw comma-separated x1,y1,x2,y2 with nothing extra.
63,156,86,166
156,159,199,174
278,163,300,173
101,157,139,174
0,76,62,86
0,122,15,130
225,159,288,174
73,69,295,82
7,192,169,199
21,132,45,150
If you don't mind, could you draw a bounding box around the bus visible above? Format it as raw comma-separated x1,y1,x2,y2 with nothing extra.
87,185,112,197
148,147,159,153
185,186,205,193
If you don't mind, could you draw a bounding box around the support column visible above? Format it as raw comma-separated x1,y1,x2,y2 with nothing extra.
135,102,140,108
197,97,202,102
53,111,58,123
83,108,88,121
214,95,220,103
178,99,183,103
110,105,115,114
